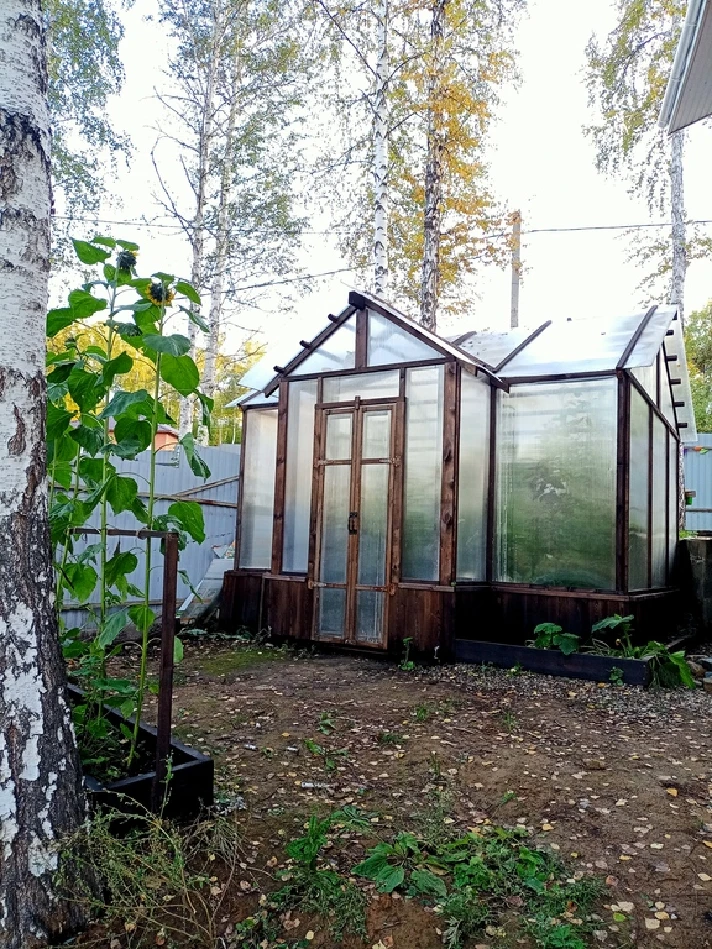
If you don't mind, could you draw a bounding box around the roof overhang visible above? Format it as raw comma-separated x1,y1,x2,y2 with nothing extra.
660,0,712,132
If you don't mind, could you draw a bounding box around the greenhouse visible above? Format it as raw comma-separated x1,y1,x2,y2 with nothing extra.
222,291,696,652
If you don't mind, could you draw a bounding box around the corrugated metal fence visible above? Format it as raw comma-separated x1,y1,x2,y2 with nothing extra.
61,445,240,627
684,433,712,531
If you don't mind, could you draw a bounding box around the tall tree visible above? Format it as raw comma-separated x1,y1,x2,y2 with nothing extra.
373,0,390,294
584,1,711,324
0,2,87,945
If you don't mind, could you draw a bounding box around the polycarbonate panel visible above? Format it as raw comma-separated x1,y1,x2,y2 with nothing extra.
660,354,676,426
238,389,278,407
318,587,346,639
629,388,650,591
669,438,678,573
631,361,657,404
320,465,351,582
239,409,278,568
403,365,444,580
455,327,531,370
362,410,391,458
322,370,399,403
293,318,356,375
282,380,317,573
456,372,490,580
651,418,667,588
626,305,680,369
367,310,439,365
496,379,617,589
325,413,352,460
502,313,645,377
357,464,389,585
355,590,384,643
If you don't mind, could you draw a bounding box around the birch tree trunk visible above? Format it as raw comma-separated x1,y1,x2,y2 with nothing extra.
178,0,222,436
419,0,446,333
0,3,87,945
373,0,389,296
669,129,686,327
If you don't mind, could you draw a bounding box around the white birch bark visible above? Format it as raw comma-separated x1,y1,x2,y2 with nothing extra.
669,129,686,327
419,0,446,333
0,2,87,944
178,0,222,436
373,0,389,296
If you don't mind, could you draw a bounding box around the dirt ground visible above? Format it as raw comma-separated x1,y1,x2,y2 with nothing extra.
115,640,712,949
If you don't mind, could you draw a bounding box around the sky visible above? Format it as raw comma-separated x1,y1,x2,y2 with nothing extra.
91,0,712,370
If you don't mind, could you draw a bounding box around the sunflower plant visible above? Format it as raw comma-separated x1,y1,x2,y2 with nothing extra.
47,236,212,772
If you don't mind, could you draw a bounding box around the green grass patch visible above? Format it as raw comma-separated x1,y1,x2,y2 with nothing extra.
194,644,287,676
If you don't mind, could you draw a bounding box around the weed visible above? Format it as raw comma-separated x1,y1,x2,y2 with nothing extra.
412,702,433,722
317,711,335,734
400,636,415,671
377,730,404,745
498,790,516,806
304,737,349,772
532,622,580,656
508,662,523,676
502,710,519,733
609,665,624,686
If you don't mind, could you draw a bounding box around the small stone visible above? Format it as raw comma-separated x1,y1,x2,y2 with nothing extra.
687,660,706,679
703,674,712,694
616,902,634,913
698,873,712,882
645,918,661,930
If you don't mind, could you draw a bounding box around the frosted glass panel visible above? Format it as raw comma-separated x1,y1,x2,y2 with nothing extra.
669,438,678,576
294,318,356,375
496,379,617,589
322,370,399,403
325,413,352,460
629,388,650,591
651,419,667,587
282,380,317,573
320,465,351,582
367,310,439,365
456,373,490,580
403,366,444,580
239,409,278,568
660,355,676,426
358,464,389,585
355,590,384,643
363,410,391,458
318,588,346,639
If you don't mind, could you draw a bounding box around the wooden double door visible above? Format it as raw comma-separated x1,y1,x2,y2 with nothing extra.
312,399,402,647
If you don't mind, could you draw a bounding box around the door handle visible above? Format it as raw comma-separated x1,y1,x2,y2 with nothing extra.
348,511,358,534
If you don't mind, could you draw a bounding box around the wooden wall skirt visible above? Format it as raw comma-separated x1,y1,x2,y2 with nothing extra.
221,571,680,652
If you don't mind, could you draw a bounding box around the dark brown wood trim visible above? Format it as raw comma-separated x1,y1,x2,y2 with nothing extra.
627,371,679,440
452,363,462,580
271,380,289,575
439,362,458,586
263,304,357,394
488,582,671,600
346,403,363,641
263,573,308,583
397,581,455,593
495,320,551,373
390,396,405,592
355,308,368,368
647,402,654,589
485,382,498,583
501,369,617,385
316,396,401,411
616,305,658,370
307,400,326,639
234,408,248,569
616,371,630,593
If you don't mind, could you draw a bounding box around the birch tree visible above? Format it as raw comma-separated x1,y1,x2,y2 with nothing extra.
373,0,390,294
585,0,709,324
0,2,87,945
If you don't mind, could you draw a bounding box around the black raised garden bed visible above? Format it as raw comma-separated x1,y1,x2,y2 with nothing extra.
454,640,652,686
68,684,214,820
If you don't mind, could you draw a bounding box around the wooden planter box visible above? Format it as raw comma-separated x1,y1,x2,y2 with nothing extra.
453,640,652,686
69,685,214,820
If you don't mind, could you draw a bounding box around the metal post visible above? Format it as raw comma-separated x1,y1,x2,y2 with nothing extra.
510,210,521,329
152,531,179,810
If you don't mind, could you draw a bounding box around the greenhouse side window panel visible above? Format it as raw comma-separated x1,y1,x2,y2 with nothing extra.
495,378,618,590
239,409,278,569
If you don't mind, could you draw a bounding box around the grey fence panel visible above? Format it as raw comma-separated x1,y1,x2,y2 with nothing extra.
61,445,240,627
684,433,712,531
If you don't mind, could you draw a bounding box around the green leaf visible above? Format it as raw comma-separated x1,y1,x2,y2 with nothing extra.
67,366,104,412
105,550,138,591
116,239,140,252
98,610,129,648
73,239,111,265
160,354,200,396
64,562,98,601
78,455,109,485
197,392,214,427
374,864,404,893
180,433,211,478
68,289,107,318
106,475,140,515
353,850,392,881
167,500,205,543
69,423,104,456
114,416,152,455
184,306,209,333
103,263,117,282
100,388,150,419
152,271,175,282
173,637,184,663
409,869,447,898
92,235,116,248
142,333,191,356
176,281,201,305
553,632,580,656
129,604,156,634
47,403,73,440
47,307,77,337
102,352,133,387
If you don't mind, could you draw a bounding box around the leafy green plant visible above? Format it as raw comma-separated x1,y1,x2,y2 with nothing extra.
377,731,404,745
48,236,211,769
400,636,415,671
412,702,433,723
589,615,694,688
353,832,447,898
609,666,624,686
532,623,580,656
317,711,335,735
303,738,348,772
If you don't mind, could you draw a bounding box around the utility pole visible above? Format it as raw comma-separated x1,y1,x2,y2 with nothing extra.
510,210,521,328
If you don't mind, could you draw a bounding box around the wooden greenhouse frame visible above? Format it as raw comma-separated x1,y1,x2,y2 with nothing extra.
222,291,696,655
